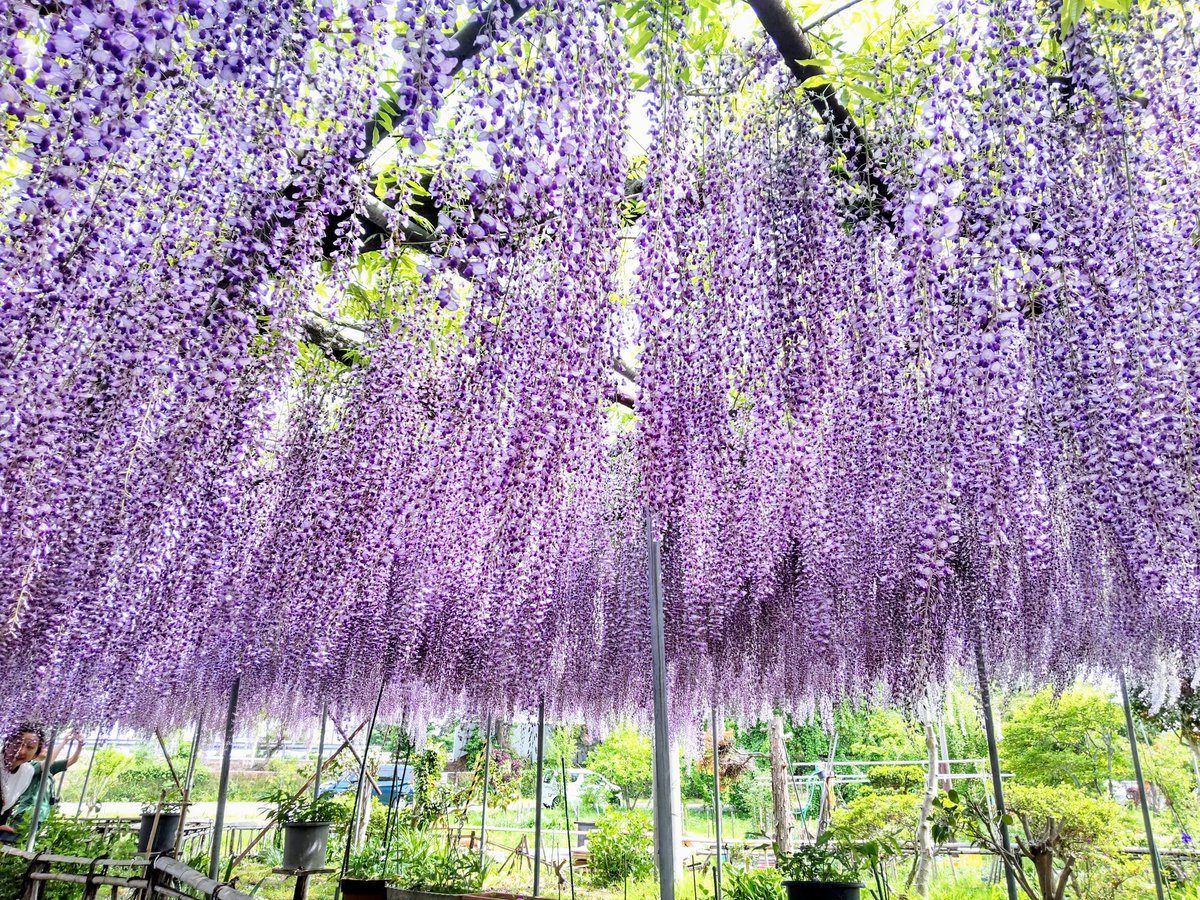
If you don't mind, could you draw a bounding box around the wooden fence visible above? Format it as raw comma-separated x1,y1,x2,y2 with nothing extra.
0,845,255,900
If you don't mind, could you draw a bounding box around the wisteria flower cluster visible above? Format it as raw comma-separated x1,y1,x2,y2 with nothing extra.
0,0,1198,735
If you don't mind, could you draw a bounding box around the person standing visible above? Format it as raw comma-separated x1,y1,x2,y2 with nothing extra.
0,726,45,843
8,730,86,837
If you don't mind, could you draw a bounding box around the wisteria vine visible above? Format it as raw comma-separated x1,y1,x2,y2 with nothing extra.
0,0,1197,734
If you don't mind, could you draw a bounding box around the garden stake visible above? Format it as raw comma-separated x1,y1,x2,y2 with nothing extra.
647,512,676,900
710,704,723,900
533,698,547,896
560,756,576,900
336,676,387,900
25,726,59,851
174,715,204,853
974,639,1018,900
480,713,492,868
154,729,186,795
55,735,74,799
75,732,101,817
382,723,410,865
314,702,328,803
209,677,240,882
1120,670,1166,900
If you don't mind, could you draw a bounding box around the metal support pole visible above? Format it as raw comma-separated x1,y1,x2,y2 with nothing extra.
210,678,240,882
336,679,387,900
647,513,676,900
480,715,492,868
711,706,723,900
1120,671,1165,900
314,703,328,803
24,727,58,851
533,699,546,897
75,733,101,817
975,641,1017,900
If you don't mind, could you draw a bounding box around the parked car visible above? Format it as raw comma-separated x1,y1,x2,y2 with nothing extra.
320,763,415,807
541,769,622,810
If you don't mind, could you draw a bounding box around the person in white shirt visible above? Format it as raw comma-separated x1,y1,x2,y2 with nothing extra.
0,726,44,842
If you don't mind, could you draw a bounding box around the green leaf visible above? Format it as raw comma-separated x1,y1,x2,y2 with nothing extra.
1095,0,1131,11
801,74,834,89
847,81,887,102
1060,0,1086,34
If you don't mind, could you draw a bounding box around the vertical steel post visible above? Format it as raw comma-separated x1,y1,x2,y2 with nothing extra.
314,702,328,803
480,715,492,868
75,733,101,817
974,641,1017,900
533,699,546,897
647,513,676,900
24,727,58,851
210,678,240,882
1120,671,1165,900
711,706,723,900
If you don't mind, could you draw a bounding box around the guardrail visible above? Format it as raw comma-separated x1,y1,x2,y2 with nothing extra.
0,845,254,900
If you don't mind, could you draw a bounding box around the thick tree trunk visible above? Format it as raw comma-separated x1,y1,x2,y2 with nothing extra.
909,716,940,897
769,715,793,854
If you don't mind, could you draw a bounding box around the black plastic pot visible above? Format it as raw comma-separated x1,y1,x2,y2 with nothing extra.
782,880,863,900
341,878,389,900
137,811,181,854
281,821,331,871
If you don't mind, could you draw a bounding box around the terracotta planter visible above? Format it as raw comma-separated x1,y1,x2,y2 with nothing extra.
782,880,863,900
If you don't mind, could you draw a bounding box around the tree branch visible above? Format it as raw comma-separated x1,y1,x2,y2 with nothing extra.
743,0,893,223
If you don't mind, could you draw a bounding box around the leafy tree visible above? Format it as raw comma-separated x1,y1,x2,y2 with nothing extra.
1001,685,1131,793
932,783,1128,900
548,725,583,768
585,723,652,807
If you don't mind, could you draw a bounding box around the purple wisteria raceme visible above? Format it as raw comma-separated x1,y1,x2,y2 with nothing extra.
0,0,1198,734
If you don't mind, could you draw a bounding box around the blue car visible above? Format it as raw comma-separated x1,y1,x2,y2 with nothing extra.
320,763,415,807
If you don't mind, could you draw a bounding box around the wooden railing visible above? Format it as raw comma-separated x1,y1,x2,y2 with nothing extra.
0,845,254,900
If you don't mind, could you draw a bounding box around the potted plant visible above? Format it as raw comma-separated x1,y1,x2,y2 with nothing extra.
385,829,490,900
343,838,390,900
262,790,342,872
138,802,183,854
776,828,897,900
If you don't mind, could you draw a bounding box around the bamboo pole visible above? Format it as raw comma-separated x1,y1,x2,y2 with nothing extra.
335,680,387,900
24,727,59,850
74,734,101,818
533,699,546,897
711,706,723,900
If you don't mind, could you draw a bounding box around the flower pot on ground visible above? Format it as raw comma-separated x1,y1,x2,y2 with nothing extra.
137,808,182,854
781,880,863,900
